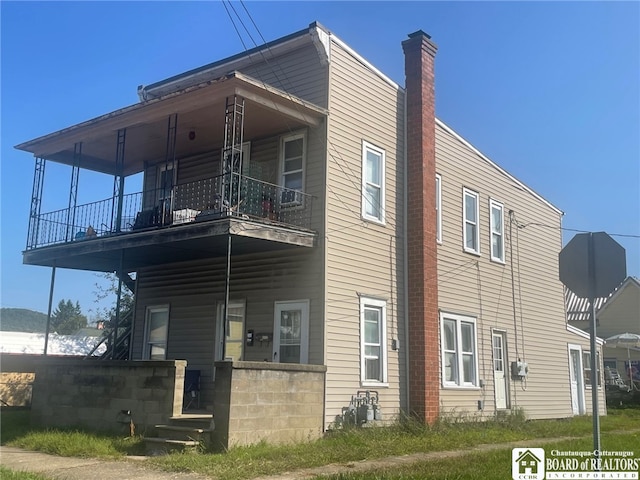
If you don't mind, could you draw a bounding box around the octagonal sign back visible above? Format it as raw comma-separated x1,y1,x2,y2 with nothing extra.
559,232,626,299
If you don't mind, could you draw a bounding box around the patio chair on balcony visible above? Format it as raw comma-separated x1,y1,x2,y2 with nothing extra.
132,207,161,230
183,369,201,410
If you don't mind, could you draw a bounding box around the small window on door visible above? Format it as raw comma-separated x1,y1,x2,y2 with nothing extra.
273,300,309,364
144,306,169,360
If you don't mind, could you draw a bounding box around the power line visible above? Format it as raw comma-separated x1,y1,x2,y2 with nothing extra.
515,221,640,239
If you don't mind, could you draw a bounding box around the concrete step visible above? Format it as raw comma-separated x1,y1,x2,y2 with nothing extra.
169,413,214,430
143,437,200,456
154,424,213,443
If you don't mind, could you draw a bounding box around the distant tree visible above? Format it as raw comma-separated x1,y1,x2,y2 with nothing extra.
51,299,88,334
0,308,48,332
93,273,135,359
93,273,134,325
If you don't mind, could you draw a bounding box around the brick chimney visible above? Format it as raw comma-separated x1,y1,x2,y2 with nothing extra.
402,30,439,423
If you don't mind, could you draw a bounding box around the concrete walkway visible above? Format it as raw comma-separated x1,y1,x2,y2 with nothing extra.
0,434,605,480
0,446,209,480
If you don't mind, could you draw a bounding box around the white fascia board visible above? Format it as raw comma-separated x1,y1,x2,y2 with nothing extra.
567,323,604,345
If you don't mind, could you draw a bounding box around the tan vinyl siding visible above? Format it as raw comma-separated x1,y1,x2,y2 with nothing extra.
132,247,324,408
597,283,640,339
242,43,328,108
436,124,605,419
323,40,405,427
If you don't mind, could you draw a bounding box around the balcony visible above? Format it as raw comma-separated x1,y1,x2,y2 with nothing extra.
24,173,315,272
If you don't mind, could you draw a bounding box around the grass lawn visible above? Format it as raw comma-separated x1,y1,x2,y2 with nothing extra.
0,466,53,480
322,432,640,479
1,408,639,480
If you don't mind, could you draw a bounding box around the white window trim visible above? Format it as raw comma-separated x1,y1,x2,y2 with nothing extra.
360,297,388,386
215,299,246,362
583,350,602,389
489,198,505,263
436,174,442,244
440,312,479,389
361,140,386,225
463,188,480,255
280,132,306,205
143,305,170,360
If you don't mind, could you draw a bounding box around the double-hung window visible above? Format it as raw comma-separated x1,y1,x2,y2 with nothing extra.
489,199,505,263
362,141,385,224
436,174,442,243
280,133,305,205
583,351,601,388
441,312,478,387
360,297,387,385
144,305,169,360
463,188,480,254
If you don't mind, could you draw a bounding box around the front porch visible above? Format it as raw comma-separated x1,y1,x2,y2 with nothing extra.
17,71,326,271
29,357,326,451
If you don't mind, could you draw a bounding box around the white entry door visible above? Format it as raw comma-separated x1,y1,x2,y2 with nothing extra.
273,300,309,364
492,331,508,409
568,345,586,415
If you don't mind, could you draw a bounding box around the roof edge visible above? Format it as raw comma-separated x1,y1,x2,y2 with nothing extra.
435,117,564,216
139,22,321,101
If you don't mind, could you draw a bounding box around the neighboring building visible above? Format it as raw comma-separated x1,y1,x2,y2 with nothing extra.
15,22,604,440
0,331,106,356
567,277,640,385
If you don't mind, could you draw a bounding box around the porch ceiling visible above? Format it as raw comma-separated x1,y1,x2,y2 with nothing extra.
22,218,316,272
15,72,327,176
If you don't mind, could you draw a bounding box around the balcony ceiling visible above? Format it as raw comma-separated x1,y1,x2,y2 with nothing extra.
15,72,327,176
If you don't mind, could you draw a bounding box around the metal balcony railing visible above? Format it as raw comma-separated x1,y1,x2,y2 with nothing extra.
26,173,314,250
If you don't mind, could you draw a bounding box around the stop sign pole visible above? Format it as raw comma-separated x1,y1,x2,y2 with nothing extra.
559,232,626,462
586,233,600,457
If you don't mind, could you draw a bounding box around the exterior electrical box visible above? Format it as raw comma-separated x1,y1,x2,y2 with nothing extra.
511,360,529,379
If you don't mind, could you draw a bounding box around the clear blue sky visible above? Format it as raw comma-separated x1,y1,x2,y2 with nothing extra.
1,1,639,316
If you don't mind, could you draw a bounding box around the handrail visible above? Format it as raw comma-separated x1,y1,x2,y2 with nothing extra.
26,173,314,250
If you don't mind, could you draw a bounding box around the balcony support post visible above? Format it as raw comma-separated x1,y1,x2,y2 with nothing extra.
160,113,178,226
111,250,124,360
66,142,82,242
43,265,56,356
222,95,245,214
27,157,46,249
112,128,126,233
222,234,232,361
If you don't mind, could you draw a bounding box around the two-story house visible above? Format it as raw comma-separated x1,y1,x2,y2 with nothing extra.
16,22,604,446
